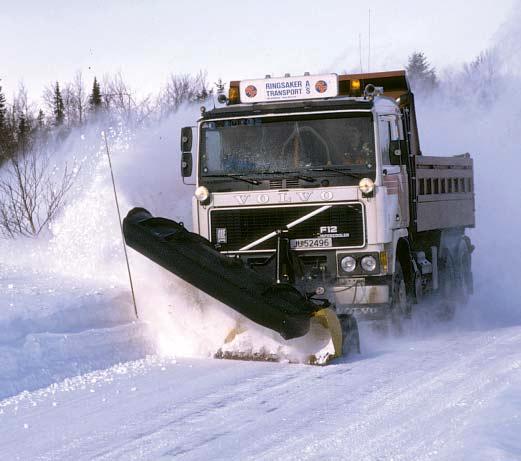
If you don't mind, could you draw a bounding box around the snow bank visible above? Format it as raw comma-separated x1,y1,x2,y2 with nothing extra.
0,111,197,398
0,267,154,399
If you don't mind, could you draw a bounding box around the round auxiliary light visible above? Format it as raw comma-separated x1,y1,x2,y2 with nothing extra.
364,84,376,96
359,177,375,195
194,186,210,202
361,255,377,272
341,256,357,273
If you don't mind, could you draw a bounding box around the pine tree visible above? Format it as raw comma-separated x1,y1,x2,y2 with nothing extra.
17,112,29,151
0,85,10,160
89,77,102,112
53,82,65,126
37,109,45,129
406,52,437,91
0,85,7,131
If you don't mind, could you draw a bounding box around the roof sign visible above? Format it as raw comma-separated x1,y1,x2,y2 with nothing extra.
239,74,338,103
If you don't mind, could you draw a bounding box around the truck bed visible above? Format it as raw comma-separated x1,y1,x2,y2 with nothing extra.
413,154,475,232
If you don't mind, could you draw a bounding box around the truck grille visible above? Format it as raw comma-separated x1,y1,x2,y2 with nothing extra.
269,178,299,189
210,203,364,252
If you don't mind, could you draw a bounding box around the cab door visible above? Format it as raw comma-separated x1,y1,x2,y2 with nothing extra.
379,115,409,228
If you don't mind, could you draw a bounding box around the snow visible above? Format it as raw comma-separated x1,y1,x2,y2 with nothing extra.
2,105,521,459
0,324,520,460
3,13,521,458
0,265,154,400
2,232,521,460
2,115,521,459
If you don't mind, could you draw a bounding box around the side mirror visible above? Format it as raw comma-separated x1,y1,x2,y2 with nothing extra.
181,152,193,177
180,127,193,152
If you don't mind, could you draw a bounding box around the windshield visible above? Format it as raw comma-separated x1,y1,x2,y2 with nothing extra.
200,112,375,176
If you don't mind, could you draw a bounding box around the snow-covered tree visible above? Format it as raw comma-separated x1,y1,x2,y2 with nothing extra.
72,71,87,125
17,112,29,149
53,82,65,126
89,76,102,112
158,71,210,117
406,52,438,91
0,85,8,160
0,86,7,132
36,109,45,130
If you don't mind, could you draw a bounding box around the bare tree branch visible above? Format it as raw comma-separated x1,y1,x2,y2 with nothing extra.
0,142,78,238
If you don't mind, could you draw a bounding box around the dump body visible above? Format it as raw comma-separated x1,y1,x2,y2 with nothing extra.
414,155,475,232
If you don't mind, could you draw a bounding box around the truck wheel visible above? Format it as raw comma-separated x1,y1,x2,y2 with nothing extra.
339,314,360,355
455,240,472,305
390,261,412,333
437,250,457,320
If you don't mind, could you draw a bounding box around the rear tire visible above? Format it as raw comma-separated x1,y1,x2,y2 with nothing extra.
455,240,472,305
339,314,360,355
437,249,457,320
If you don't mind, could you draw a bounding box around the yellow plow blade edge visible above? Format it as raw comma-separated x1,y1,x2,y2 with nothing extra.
308,307,343,364
217,307,344,365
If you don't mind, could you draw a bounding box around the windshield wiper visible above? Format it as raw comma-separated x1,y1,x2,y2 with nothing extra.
308,167,362,180
290,174,316,183
257,171,316,183
203,174,260,185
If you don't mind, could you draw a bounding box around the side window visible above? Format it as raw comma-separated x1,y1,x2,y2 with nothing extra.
378,118,391,165
204,130,222,172
390,116,402,166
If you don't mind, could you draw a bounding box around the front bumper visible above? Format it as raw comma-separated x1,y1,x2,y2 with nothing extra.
238,250,394,320
332,279,391,320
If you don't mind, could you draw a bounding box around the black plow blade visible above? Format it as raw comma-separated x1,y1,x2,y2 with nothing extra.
122,207,322,340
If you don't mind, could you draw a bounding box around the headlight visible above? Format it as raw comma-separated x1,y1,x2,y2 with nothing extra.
194,186,210,202
340,256,356,273
361,255,377,272
359,177,374,194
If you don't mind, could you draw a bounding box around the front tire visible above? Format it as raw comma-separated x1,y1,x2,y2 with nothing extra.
390,261,412,333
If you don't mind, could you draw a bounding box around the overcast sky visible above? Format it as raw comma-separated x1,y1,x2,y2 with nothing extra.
0,0,516,101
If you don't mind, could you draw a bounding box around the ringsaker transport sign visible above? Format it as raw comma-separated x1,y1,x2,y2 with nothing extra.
239,74,339,103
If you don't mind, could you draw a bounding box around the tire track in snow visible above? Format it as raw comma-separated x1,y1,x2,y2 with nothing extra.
2,327,520,461
258,328,521,461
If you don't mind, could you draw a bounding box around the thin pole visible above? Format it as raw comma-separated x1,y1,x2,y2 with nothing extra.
368,8,371,72
359,33,363,73
103,132,139,319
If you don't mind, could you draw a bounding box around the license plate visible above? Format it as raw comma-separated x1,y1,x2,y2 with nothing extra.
290,238,332,249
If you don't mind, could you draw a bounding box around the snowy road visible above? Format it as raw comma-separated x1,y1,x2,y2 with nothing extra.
2,323,520,461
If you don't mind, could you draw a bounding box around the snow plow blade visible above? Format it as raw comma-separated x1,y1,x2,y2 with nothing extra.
123,208,343,353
